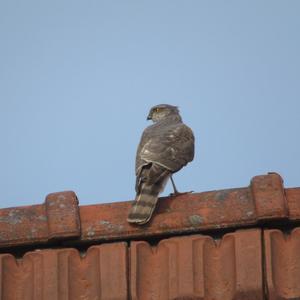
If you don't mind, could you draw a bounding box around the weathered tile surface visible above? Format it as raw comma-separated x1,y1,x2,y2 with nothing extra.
0,191,80,248
265,228,300,300
1,173,300,248
130,229,263,300
0,242,128,300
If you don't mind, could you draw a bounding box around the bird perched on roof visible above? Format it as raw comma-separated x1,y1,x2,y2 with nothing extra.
127,104,195,225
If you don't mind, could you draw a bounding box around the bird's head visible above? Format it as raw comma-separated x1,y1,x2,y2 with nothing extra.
147,104,180,122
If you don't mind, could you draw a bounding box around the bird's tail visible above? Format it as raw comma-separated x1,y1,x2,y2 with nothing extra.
127,175,169,225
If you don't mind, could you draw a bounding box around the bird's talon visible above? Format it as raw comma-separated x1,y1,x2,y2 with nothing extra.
169,190,194,197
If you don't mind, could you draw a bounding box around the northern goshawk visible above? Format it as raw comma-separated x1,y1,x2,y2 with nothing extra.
127,104,195,225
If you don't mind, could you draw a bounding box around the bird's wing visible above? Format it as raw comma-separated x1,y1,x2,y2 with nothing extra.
129,122,194,224
135,127,153,176
138,122,195,173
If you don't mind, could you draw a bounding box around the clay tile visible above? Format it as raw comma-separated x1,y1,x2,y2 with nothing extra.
0,242,128,299
251,172,288,219
76,173,299,243
264,228,300,299
130,229,263,299
0,191,80,248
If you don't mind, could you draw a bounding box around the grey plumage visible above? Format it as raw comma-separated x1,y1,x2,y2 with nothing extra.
127,104,195,225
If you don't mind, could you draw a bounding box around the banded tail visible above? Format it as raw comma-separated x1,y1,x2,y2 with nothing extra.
127,172,169,225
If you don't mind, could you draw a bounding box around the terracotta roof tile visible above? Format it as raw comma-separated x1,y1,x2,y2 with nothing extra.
0,173,299,249
265,228,300,299
130,229,263,300
0,191,80,248
65,172,300,244
0,242,128,300
251,173,287,219
1,172,300,299
285,188,300,220
1,227,300,299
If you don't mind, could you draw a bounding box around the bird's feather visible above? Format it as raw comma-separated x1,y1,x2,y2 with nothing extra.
129,105,195,225
128,164,170,224
136,121,194,175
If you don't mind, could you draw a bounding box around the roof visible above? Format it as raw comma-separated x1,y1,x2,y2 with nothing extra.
0,172,299,299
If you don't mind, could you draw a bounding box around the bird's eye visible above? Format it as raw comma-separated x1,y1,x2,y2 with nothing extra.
154,108,160,112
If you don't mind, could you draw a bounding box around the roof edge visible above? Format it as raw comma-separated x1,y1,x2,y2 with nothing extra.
0,172,300,249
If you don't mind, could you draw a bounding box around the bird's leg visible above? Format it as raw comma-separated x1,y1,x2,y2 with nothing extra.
170,175,180,195
169,175,193,196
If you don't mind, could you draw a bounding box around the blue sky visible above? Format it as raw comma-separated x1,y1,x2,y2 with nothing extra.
0,1,299,208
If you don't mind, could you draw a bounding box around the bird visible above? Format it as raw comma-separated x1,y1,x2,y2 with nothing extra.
127,104,195,225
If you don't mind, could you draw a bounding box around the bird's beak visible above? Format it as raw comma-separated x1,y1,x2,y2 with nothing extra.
147,114,152,120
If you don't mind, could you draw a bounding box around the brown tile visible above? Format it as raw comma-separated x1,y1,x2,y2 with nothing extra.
77,173,298,244
130,229,263,300
251,172,287,220
0,191,80,248
285,188,300,220
1,173,300,249
45,191,81,239
264,228,300,300
0,242,128,300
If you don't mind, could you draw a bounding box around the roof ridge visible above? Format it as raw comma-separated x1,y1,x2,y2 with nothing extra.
0,172,299,250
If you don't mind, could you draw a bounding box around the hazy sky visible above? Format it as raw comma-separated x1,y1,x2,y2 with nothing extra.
1,1,299,209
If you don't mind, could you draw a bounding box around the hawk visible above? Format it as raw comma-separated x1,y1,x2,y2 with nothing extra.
127,104,195,225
